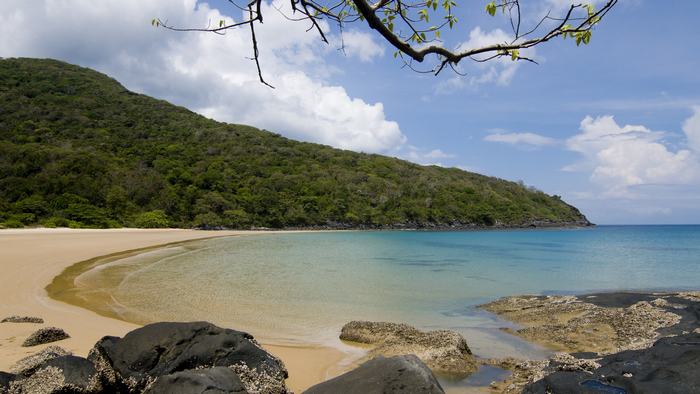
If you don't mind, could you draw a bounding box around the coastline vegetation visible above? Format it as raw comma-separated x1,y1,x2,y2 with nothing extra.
0,58,588,229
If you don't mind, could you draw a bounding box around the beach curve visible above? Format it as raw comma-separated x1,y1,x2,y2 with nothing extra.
0,228,351,392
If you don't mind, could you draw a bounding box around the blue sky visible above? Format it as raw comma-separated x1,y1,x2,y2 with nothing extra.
1,0,699,224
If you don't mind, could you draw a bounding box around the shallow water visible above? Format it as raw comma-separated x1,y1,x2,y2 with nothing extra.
70,225,700,363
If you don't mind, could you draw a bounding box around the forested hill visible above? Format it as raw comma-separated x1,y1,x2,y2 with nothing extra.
0,58,590,229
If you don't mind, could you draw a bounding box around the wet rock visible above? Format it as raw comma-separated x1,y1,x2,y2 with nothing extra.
8,356,99,394
21,327,70,347
548,352,600,372
303,355,444,394
87,321,288,393
340,321,476,376
1,316,44,324
144,367,248,394
523,332,700,394
10,346,71,376
481,294,682,353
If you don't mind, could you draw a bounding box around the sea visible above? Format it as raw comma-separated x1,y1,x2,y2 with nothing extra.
72,225,700,366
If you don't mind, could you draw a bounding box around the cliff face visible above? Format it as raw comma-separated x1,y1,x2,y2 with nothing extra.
0,58,590,229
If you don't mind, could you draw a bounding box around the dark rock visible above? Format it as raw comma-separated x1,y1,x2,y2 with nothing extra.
1,316,44,324
302,355,444,394
8,355,98,393
21,327,70,347
0,371,15,392
10,346,72,376
145,367,248,394
87,321,288,393
569,351,598,359
523,332,700,394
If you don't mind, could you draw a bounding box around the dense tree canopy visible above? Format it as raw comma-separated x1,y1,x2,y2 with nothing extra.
154,0,617,85
0,58,590,229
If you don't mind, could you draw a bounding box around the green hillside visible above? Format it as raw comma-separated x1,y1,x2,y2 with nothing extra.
0,58,590,229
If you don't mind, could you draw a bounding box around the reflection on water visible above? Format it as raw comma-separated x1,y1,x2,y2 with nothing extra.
68,226,700,365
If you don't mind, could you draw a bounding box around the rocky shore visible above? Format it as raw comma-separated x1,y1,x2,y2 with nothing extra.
2,291,698,393
0,321,447,394
481,291,700,393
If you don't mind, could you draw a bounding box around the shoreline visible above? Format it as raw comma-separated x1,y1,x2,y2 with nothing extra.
3,227,698,393
0,228,353,392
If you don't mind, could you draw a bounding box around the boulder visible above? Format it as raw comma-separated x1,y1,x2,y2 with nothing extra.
523,332,700,394
7,355,99,394
0,371,15,392
340,321,476,376
303,355,444,394
21,327,70,347
144,367,248,394
1,316,44,324
10,346,71,376
87,321,288,393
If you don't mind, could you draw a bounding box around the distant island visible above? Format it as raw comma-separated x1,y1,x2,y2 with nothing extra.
0,58,590,230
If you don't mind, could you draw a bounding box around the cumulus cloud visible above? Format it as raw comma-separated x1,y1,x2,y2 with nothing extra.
335,30,385,63
484,132,557,147
435,27,535,94
0,0,403,153
682,106,700,152
564,113,700,197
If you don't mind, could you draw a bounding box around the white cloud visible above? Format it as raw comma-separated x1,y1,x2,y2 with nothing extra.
423,149,455,159
682,106,700,152
484,132,557,147
336,30,385,63
435,27,535,95
0,0,404,153
564,114,700,197
402,146,456,166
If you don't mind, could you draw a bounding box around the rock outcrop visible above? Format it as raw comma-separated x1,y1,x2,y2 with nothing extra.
1,316,44,324
523,332,700,394
21,327,70,347
303,355,444,394
87,321,288,393
340,321,476,376
481,293,683,353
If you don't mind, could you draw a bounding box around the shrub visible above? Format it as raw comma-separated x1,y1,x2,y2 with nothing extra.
1,219,23,228
133,210,169,228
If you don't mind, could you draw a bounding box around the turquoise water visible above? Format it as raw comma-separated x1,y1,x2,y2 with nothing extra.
80,225,700,360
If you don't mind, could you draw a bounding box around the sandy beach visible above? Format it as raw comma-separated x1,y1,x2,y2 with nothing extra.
0,228,349,392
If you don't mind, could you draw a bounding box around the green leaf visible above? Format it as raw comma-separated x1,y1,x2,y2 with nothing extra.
586,3,595,17
485,1,497,16
510,49,519,61
219,19,225,27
